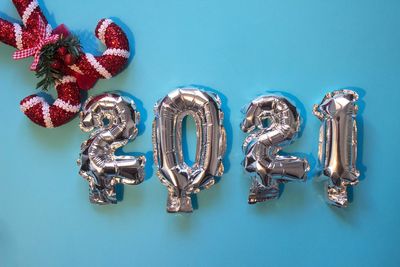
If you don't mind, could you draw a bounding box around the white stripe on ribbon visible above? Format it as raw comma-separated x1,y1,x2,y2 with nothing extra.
68,64,83,75
55,76,77,86
53,99,81,113
20,96,54,128
13,23,23,50
46,23,53,37
20,96,42,113
97,19,113,45
22,0,39,26
41,101,54,128
103,48,130,58
85,53,112,79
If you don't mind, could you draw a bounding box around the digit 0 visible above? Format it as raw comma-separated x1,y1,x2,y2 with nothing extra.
153,88,226,213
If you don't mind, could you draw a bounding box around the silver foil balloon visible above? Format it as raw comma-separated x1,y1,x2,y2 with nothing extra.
77,93,146,205
153,88,226,213
313,89,360,208
241,95,310,204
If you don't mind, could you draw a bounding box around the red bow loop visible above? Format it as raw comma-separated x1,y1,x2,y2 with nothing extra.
13,17,60,71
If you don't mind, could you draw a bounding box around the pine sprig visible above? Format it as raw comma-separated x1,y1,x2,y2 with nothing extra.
35,35,81,91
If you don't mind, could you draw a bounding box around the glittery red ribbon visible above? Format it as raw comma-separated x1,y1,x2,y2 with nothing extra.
12,17,59,70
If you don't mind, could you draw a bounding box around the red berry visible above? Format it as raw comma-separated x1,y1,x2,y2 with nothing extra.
57,46,68,56
50,60,62,70
63,54,75,65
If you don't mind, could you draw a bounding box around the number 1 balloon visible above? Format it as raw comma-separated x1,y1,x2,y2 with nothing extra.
77,93,146,205
241,96,310,204
153,88,226,213
313,89,360,208
313,90,360,207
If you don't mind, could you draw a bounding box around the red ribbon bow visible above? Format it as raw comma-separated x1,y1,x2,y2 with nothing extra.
13,17,59,71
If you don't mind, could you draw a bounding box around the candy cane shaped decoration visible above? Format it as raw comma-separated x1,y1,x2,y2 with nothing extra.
153,88,226,213
241,96,310,204
313,89,360,207
78,93,146,205
20,76,81,127
0,0,130,128
68,18,130,89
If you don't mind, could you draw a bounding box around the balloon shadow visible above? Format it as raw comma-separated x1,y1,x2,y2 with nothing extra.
345,87,367,204
348,87,367,181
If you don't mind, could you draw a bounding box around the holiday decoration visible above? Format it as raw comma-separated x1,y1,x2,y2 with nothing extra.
0,0,130,128
77,93,146,205
153,88,226,212
241,96,309,204
313,90,360,207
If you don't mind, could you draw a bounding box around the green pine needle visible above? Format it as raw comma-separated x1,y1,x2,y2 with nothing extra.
35,35,81,91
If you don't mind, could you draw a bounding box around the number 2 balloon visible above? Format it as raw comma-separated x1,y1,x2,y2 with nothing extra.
241,95,310,204
153,88,226,213
313,89,360,208
77,93,146,205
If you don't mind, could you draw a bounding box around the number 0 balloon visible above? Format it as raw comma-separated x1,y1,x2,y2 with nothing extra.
77,93,146,205
153,88,226,213
313,89,360,207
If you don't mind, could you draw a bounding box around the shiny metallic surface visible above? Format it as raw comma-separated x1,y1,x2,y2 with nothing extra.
77,93,146,205
313,89,360,208
241,95,310,204
153,88,226,213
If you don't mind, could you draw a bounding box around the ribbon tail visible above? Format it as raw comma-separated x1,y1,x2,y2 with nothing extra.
30,55,41,71
13,48,36,60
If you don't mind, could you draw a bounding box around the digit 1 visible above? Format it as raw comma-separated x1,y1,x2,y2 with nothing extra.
313,89,360,207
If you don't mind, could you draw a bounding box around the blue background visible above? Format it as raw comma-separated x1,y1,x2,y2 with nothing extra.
0,0,399,266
